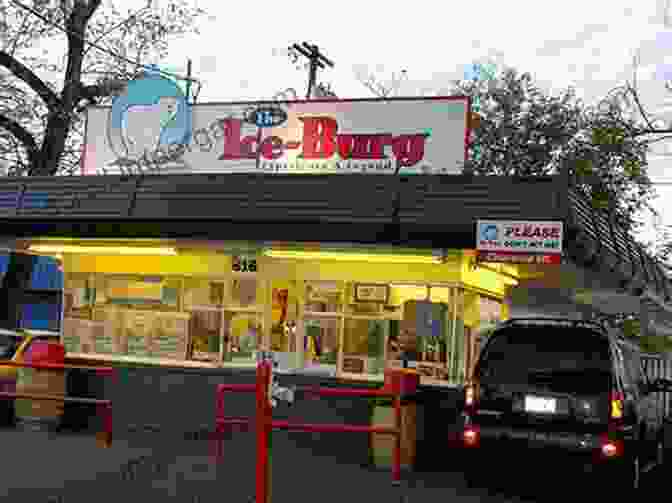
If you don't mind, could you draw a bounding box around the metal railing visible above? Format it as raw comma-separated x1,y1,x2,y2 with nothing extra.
642,353,672,420
0,360,115,446
214,352,413,503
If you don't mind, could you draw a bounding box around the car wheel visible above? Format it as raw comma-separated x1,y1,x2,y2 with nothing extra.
462,449,480,488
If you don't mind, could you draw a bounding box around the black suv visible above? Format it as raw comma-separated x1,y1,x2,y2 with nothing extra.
461,318,672,494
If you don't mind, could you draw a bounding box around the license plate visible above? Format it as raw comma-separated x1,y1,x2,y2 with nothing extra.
524,395,556,414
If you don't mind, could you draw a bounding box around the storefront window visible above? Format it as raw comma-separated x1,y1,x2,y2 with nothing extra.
56,245,502,385
342,318,387,378
304,315,340,371
230,277,257,308
305,281,343,314
224,312,262,364
223,275,263,364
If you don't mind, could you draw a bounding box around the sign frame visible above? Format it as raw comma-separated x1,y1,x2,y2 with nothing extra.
476,220,563,256
354,283,390,304
83,95,471,176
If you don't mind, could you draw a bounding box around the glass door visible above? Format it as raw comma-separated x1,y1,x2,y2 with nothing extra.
342,317,389,379
223,311,263,364
303,315,341,372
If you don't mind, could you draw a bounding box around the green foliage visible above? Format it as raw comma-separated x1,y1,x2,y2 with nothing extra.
451,66,654,232
621,318,640,339
0,0,206,176
638,335,672,354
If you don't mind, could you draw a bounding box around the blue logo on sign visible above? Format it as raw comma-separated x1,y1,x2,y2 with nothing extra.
107,65,191,166
480,224,498,241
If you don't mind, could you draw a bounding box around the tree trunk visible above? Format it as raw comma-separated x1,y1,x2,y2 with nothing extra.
0,252,36,329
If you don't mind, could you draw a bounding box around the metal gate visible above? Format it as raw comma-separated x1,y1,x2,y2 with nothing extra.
642,353,672,420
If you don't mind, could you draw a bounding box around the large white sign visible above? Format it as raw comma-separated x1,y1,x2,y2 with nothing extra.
83,91,469,176
476,220,563,254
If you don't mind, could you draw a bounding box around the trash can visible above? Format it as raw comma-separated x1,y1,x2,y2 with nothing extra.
370,368,419,470
15,341,66,430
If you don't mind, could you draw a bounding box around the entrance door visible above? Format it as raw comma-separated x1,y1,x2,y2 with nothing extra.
223,311,262,363
302,315,341,372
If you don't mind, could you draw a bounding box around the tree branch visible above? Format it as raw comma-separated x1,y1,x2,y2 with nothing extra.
83,5,149,58
627,83,656,132
0,113,39,166
0,51,61,111
80,78,127,101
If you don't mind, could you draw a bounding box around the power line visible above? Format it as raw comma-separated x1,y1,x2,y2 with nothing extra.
6,0,202,91
289,42,334,99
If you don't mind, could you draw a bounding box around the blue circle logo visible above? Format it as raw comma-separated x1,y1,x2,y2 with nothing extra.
480,224,498,241
108,68,191,166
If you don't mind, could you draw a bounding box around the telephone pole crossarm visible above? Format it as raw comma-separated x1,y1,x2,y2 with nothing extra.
290,42,334,99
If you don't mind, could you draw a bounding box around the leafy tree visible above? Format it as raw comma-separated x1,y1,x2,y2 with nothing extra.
0,0,205,329
356,62,655,233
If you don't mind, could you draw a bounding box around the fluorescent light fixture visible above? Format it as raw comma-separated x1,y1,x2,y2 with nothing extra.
28,245,177,256
263,249,442,264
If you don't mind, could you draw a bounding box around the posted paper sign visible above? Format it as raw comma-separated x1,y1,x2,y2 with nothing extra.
476,220,563,254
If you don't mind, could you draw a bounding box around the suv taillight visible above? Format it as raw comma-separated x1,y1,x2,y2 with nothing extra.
463,424,480,448
598,390,625,460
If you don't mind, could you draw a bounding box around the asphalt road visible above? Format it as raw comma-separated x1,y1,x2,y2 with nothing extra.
0,424,668,503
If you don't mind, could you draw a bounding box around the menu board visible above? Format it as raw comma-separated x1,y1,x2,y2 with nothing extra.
152,312,190,360
126,334,150,357
66,308,190,361
124,310,154,357
94,327,115,354
62,322,81,353
62,317,98,354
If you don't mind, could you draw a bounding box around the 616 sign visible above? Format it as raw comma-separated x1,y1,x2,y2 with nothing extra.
232,255,257,273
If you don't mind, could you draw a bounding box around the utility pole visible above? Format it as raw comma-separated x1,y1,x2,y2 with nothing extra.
289,42,334,99
185,59,193,104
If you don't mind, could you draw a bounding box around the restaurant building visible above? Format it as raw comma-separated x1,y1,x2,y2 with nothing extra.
1,87,670,468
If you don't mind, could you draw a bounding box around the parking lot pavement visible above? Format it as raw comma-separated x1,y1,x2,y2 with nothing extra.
0,425,669,503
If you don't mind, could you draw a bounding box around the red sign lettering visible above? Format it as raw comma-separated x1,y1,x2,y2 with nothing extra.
217,117,429,167
300,117,338,159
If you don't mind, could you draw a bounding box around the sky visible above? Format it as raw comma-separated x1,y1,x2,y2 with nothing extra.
140,0,672,247
25,0,672,246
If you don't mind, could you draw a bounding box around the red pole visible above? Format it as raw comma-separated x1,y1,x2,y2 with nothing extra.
215,386,223,461
256,359,270,503
393,389,402,485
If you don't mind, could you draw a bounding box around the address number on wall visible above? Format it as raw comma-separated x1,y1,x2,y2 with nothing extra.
232,256,257,273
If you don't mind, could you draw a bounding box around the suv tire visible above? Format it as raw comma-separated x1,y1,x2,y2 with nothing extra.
611,452,641,496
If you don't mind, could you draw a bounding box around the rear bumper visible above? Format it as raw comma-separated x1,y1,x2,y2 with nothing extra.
477,424,602,454
463,423,632,470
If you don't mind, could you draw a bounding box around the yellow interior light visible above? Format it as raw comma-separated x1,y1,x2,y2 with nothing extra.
263,249,442,264
28,245,177,256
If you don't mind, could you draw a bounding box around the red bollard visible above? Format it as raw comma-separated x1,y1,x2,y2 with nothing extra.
256,358,272,503
96,402,113,448
393,392,401,485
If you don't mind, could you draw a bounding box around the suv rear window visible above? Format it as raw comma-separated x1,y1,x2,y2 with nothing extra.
477,327,611,393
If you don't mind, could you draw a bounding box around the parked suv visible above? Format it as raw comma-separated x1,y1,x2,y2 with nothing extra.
461,318,672,494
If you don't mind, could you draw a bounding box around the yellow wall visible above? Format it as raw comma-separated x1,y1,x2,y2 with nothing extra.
460,250,517,298
258,256,462,284
463,290,481,327
63,249,516,306
63,253,232,277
